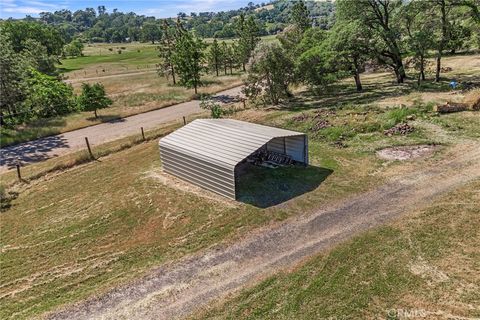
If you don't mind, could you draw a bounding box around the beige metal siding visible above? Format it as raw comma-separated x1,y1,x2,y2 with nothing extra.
159,119,307,199
266,138,285,154
266,136,308,164
286,135,308,164
160,146,236,199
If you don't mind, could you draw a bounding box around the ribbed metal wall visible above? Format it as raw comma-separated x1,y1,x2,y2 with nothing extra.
266,136,308,164
159,119,307,199
160,145,236,198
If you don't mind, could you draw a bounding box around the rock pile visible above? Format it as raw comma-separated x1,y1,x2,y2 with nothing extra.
384,123,414,136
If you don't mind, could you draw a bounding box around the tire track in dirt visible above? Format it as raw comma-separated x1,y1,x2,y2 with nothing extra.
48,142,480,320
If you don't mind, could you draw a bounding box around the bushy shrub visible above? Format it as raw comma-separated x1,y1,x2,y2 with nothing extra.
77,83,112,118
244,42,295,105
200,96,223,118
23,69,78,118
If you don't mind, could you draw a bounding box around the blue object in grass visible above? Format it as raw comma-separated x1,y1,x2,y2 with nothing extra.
449,80,457,89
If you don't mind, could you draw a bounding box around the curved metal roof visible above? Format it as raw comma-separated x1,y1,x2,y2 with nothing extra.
159,119,305,169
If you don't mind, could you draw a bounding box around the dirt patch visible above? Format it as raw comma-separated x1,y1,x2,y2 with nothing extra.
376,145,438,161
145,169,238,208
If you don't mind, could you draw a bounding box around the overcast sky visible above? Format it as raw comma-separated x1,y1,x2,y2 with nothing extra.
0,0,256,19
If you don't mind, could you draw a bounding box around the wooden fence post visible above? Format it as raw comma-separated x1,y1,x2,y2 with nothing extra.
183,116,186,125
16,163,21,181
141,127,146,141
85,137,94,160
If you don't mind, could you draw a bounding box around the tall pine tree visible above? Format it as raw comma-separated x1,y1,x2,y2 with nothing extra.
158,19,176,84
237,14,260,71
291,0,311,32
172,20,205,94
208,38,222,76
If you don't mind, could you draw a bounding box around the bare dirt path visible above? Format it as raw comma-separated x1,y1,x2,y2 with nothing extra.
48,141,480,320
0,86,243,172
64,69,157,84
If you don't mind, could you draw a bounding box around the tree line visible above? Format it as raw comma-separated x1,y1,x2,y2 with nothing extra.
243,0,480,105
0,21,111,128
6,1,334,44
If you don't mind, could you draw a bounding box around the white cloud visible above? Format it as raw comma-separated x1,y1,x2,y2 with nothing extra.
3,5,44,14
0,0,67,16
23,0,59,9
175,0,229,12
142,8,165,15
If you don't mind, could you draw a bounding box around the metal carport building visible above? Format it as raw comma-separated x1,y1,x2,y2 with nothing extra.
159,119,308,199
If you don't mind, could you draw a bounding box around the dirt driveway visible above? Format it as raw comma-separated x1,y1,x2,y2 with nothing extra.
48,141,480,320
0,86,243,172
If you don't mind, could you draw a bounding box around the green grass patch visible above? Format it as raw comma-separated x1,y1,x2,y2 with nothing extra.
59,45,158,72
430,111,480,138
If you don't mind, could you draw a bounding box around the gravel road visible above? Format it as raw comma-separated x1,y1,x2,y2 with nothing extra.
48,142,480,320
0,86,243,172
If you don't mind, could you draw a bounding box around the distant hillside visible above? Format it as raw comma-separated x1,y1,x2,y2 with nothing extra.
4,0,335,43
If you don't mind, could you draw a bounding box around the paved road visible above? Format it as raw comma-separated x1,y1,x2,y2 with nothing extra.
0,86,243,172
48,142,480,320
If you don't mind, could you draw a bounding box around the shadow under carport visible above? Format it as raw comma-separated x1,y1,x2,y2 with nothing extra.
236,164,333,208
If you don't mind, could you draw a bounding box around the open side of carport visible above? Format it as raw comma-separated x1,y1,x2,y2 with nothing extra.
159,119,308,200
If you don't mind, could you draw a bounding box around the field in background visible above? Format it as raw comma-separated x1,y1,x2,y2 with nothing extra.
60,42,159,73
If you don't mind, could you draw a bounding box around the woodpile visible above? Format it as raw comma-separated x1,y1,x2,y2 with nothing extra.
463,89,480,111
473,97,480,111
384,123,414,136
434,102,469,113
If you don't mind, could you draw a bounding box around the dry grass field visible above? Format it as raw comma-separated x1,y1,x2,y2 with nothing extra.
1,53,479,319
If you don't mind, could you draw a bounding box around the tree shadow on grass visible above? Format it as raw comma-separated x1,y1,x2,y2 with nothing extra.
283,71,479,112
86,114,125,123
236,164,333,208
